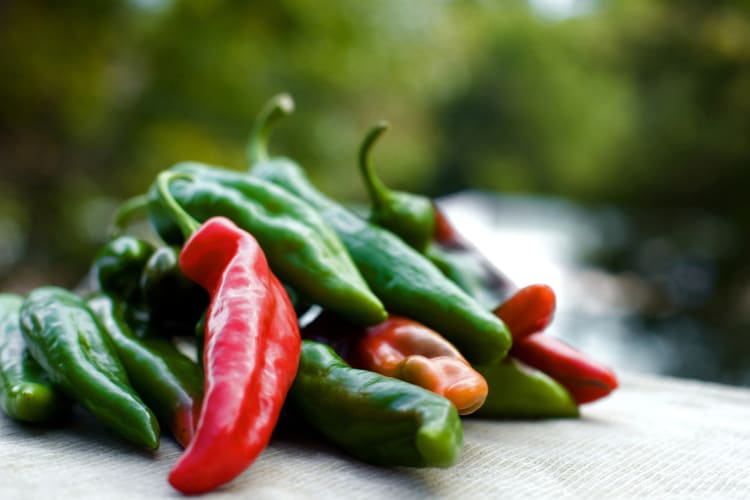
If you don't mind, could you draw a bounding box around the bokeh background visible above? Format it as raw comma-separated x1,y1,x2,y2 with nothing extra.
1,0,749,384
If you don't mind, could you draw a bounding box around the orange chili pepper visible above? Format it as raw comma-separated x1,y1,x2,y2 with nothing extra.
352,316,488,415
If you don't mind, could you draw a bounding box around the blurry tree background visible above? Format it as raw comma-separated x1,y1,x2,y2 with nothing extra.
1,0,749,383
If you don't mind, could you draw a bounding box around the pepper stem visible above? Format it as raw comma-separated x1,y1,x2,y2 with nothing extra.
247,93,295,165
156,171,201,240
358,121,392,209
108,194,150,237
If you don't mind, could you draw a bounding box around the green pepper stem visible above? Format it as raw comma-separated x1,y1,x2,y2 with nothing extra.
156,171,201,240
247,93,295,164
108,195,150,237
358,121,391,209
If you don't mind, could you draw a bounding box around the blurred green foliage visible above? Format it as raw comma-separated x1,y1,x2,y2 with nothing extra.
1,0,749,299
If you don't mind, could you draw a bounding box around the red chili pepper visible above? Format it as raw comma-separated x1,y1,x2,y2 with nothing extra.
155,173,300,494
511,333,618,404
351,316,488,416
494,284,556,339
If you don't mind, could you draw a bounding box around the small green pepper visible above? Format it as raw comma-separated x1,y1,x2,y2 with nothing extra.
248,95,511,365
87,294,203,448
20,287,160,449
287,340,462,467
138,246,208,336
92,236,155,302
0,294,66,423
358,122,435,252
473,357,579,419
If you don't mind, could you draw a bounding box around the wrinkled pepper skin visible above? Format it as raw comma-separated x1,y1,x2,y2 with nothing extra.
0,294,66,423
288,340,462,468
248,95,511,365
473,357,579,419
139,246,209,336
146,162,386,327
86,294,203,448
19,287,160,449
92,236,155,302
358,122,435,252
512,334,618,404
351,316,488,416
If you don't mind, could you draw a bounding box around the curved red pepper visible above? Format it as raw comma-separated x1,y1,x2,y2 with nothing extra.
351,316,488,416
511,333,618,404
494,284,556,339
168,217,300,494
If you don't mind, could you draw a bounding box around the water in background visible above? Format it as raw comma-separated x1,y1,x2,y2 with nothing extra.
439,191,750,386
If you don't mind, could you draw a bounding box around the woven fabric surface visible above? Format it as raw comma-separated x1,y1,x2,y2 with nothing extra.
1,373,749,499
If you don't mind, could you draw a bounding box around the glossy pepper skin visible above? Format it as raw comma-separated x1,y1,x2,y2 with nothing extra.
19,287,160,449
92,236,156,302
138,246,208,336
494,284,557,340
473,357,579,419
0,294,66,423
86,294,203,448
351,316,488,416
248,94,511,365
358,122,435,252
288,340,462,468
155,172,301,494
143,162,386,327
511,334,618,404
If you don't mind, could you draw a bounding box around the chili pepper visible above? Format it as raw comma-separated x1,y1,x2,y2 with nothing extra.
511,333,618,404
350,316,488,416
19,287,160,449
358,122,435,252
130,161,386,327
0,294,66,423
352,124,517,310
154,171,301,494
494,284,556,339
91,235,155,302
138,245,209,336
287,340,462,468
86,294,203,448
473,357,579,419
248,94,511,365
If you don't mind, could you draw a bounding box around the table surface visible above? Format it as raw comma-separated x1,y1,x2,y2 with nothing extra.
2,373,749,499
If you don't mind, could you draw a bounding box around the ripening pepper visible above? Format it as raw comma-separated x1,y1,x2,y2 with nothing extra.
19,287,160,449
287,340,463,468
248,94,511,365
0,294,66,423
86,294,203,448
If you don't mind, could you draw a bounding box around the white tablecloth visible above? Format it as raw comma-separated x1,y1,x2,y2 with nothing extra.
2,373,749,499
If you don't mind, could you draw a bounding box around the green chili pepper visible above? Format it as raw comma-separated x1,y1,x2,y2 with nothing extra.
473,357,579,419
287,340,462,467
358,122,435,252
92,236,155,302
87,294,203,448
0,294,66,423
139,162,386,327
19,287,160,449
247,95,511,365
138,246,208,336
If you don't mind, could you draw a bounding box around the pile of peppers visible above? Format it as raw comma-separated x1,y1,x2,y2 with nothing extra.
0,94,617,494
